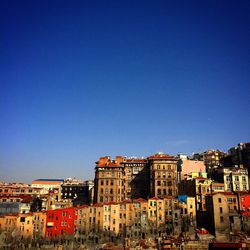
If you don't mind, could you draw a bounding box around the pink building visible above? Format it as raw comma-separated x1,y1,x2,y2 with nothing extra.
180,159,206,179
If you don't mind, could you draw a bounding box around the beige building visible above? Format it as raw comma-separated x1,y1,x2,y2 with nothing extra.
94,156,125,203
148,153,178,197
214,167,249,192
32,211,46,239
0,214,18,234
16,213,34,239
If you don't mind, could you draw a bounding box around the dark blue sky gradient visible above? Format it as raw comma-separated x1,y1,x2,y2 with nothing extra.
1,1,250,182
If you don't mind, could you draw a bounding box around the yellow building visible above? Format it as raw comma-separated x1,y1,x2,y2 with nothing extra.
16,213,34,239
32,211,46,239
0,214,18,234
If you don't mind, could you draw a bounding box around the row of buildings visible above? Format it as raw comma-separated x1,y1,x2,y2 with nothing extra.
0,142,250,244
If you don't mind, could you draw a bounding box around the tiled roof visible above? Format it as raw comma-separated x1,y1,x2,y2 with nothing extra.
33,179,64,182
133,198,147,203
147,153,176,160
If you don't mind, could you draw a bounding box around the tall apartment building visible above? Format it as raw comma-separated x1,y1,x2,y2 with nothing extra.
148,153,178,197
94,156,125,203
122,158,149,200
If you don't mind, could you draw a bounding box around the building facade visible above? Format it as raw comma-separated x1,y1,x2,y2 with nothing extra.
148,153,178,197
94,156,125,203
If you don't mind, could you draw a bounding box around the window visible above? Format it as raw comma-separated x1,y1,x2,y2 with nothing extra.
219,207,223,213
220,216,224,223
218,198,222,203
242,176,246,182
157,181,161,186
235,176,239,182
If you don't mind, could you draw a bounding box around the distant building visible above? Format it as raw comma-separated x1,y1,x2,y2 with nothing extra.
179,177,212,211
178,159,206,180
213,167,249,192
193,150,227,177
60,178,84,200
31,179,64,191
229,142,250,175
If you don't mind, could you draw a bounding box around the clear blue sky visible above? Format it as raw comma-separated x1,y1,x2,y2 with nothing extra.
1,1,250,183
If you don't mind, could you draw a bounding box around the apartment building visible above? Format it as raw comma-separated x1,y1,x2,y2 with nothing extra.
94,156,125,203
179,177,212,211
122,158,149,200
148,153,178,197
45,207,77,238
213,167,249,192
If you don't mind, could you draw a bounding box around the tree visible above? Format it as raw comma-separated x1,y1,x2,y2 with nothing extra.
30,197,42,212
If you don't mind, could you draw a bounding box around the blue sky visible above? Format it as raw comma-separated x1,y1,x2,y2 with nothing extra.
1,1,250,183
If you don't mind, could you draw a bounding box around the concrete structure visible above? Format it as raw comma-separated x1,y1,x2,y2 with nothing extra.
148,153,178,197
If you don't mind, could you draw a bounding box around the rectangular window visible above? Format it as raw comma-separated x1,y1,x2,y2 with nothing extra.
219,207,223,213
220,216,224,223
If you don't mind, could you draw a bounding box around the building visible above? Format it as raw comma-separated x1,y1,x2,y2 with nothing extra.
213,167,249,192
229,142,250,175
178,159,206,181
179,177,212,211
203,193,241,239
31,179,64,191
122,158,149,200
148,153,178,197
94,156,125,203
45,207,77,238
32,211,47,239
60,178,84,200
17,213,34,239
238,192,250,212
211,182,225,193
193,150,227,177
178,196,196,232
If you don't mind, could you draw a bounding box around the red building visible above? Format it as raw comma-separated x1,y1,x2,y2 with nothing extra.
238,192,250,211
46,207,77,238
